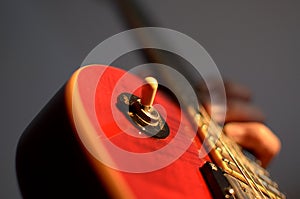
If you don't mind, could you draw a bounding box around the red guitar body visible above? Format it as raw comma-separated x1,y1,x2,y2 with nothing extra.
16,65,213,198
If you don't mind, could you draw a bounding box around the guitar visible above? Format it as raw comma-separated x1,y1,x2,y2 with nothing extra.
16,64,285,198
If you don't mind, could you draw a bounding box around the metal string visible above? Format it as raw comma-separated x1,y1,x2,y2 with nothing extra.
192,106,267,198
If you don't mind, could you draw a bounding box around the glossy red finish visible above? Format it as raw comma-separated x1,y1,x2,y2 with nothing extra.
75,65,213,199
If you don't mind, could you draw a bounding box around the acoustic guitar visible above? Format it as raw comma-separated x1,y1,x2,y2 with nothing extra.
16,64,286,198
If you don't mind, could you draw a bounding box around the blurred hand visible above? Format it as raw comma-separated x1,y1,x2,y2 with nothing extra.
198,80,281,168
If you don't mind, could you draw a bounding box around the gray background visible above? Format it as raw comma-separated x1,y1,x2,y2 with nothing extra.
1,0,299,198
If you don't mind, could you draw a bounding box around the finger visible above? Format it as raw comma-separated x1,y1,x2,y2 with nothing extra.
224,122,281,168
197,80,252,101
223,80,252,101
203,100,265,123
225,100,265,122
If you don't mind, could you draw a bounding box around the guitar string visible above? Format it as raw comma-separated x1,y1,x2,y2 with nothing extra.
223,134,272,198
228,137,273,198
210,122,267,199
157,80,272,198
186,105,261,197
179,90,278,198
219,117,280,198
187,107,260,197
195,107,267,198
